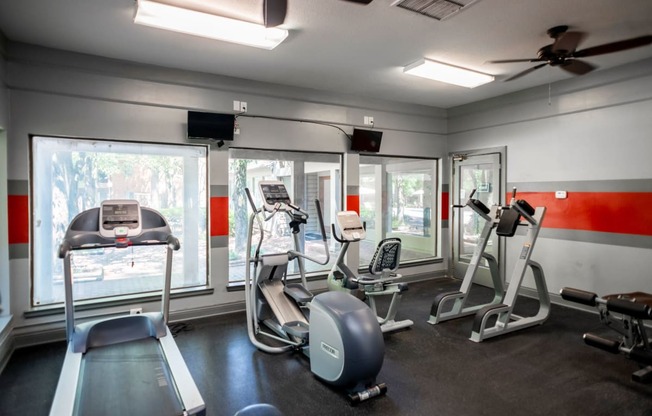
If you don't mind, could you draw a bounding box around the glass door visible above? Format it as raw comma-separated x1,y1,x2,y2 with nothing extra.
451,150,504,287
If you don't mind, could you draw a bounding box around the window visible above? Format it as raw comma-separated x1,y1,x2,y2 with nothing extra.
359,156,438,267
228,149,342,282
31,136,208,306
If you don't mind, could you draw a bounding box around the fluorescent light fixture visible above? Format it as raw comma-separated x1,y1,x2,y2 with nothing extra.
134,0,289,50
404,58,494,88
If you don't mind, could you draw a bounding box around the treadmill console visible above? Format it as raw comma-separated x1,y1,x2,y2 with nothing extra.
258,181,292,212
336,211,366,241
99,200,143,239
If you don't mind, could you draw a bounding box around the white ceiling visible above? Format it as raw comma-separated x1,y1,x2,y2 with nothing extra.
0,0,650,109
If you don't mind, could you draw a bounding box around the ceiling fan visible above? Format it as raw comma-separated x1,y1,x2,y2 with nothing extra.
264,0,372,27
488,26,652,81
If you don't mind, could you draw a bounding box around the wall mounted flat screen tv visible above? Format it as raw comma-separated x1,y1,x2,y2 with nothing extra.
350,128,382,153
187,111,235,141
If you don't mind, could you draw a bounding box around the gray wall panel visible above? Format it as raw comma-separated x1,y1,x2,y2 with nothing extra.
4,42,449,331
449,60,652,297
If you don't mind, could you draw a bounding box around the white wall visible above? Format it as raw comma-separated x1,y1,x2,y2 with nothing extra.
448,58,652,296
0,33,10,317
4,42,448,339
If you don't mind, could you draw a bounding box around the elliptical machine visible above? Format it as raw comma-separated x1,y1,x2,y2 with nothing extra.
244,181,386,403
328,210,414,333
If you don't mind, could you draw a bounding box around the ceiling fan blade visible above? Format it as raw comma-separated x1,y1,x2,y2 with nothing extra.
552,31,584,53
560,59,595,75
264,0,287,28
504,63,547,81
487,58,544,64
574,35,652,57
341,0,374,3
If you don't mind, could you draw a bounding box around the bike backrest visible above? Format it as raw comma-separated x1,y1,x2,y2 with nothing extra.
369,238,402,275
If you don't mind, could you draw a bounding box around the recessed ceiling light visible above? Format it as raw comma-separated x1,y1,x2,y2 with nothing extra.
404,58,495,88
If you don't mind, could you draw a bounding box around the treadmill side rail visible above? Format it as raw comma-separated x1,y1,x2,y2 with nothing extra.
49,345,82,416
159,327,206,415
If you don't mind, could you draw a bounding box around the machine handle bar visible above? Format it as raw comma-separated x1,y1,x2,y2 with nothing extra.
244,188,258,213
288,199,330,266
314,199,327,242
331,224,346,243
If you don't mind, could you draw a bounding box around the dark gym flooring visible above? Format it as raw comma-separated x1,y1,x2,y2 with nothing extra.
1,277,652,416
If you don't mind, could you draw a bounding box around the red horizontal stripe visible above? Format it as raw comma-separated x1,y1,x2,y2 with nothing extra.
346,195,360,215
210,196,229,237
8,195,29,244
510,192,652,236
441,191,449,221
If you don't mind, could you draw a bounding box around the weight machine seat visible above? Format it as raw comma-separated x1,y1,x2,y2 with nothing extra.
368,238,401,275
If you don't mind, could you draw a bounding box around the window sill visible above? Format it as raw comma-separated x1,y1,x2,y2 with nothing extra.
23,286,214,319
0,315,12,336
227,272,329,292
226,258,443,291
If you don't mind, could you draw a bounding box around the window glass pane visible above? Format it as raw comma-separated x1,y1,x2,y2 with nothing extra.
359,156,438,267
228,149,341,282
31,136,208,306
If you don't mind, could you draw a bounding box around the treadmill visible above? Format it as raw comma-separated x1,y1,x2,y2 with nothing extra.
49,200,205,416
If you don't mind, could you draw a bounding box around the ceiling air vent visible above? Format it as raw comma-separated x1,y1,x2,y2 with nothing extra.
391,0,480,21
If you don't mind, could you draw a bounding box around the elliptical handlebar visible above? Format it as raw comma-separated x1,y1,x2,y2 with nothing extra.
331,223,345,243
314,199,327,243
288,199,330,266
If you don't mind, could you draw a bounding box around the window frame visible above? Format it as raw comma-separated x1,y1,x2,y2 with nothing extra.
227,147,344,284
359,154,440,267
29,134,210,307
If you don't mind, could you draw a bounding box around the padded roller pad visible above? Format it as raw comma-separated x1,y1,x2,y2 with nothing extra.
515,199,535,216
560,287,598,307
606,298,652,320
583,333,621,354
469,199,490,215
604,292,652,308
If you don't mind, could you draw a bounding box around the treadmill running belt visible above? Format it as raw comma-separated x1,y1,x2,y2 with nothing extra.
74,337,184,416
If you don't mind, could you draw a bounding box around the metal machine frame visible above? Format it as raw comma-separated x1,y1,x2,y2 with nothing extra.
469,189,550,342
429,190,504,325
50,200,205,416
